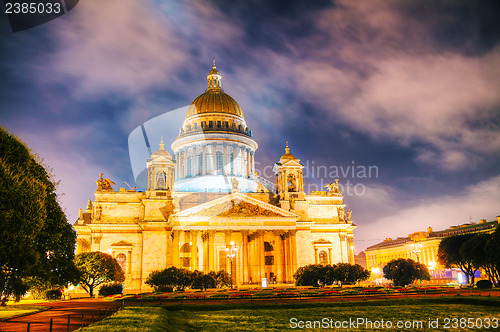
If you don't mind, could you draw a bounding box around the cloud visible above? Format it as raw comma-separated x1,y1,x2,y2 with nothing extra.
253,0,500,171
42,0,188,98
354,175,500,251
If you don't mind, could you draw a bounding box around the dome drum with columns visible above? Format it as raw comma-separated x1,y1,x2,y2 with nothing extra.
171,63,260,193
73,63,357,294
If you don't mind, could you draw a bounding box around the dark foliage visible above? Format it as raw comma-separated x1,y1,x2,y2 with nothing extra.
0,127,76,305
294,263,370,287
44,289,62,300
146,267,227,291
99,283,123,296
476,280,493,289
438,233,478,284
383,258,430,286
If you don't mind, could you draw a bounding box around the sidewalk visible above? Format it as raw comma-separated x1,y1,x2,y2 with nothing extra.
0,298,121,332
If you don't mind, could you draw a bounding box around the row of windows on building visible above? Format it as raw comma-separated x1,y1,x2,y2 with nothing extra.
181,120,251,136
180,151,245,179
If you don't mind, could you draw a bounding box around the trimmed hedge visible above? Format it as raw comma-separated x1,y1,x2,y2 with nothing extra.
99,283,123,296
476,280,493,289
44,289,62,300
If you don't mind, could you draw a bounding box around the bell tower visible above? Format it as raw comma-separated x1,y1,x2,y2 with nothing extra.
147,138,175,192
274,142,305,210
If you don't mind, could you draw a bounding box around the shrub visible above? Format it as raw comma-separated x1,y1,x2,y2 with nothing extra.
99,283,123,297
254,292,275,298
229,293,252,298
322,290,340,295
187,294,206,299
44,289,62,300
476,280,493,289
363,289,382,293
156,286,173,293
209,294,229,299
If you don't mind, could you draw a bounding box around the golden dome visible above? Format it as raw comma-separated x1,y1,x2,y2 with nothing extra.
208,66,220,76
280,141,296,161
185,63,244,119
185,89,244,119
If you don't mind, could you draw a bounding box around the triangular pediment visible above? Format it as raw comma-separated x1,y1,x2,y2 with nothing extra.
281,159,303,167
173,192,298,219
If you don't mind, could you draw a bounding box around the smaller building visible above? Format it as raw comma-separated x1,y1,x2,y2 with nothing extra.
365,217,499,284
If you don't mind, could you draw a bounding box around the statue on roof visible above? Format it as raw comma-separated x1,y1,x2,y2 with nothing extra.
231,178,239,190
337,206,345,222
324,179,341,195
96,173,115,191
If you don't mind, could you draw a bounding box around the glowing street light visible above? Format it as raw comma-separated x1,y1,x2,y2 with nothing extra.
411,242,422,262
226,242,238,289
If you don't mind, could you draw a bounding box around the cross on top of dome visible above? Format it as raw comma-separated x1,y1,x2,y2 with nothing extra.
281,141,297,161
207,60,222,89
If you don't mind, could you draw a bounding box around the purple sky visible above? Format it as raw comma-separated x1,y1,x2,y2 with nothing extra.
1,0,499,252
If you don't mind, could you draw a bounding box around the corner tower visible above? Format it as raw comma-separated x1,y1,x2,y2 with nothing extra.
171,63,260,192
147,138,174,191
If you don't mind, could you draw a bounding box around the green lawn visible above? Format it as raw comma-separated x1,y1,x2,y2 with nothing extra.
0,305,49,320
79,297,500,331
77,307,171,332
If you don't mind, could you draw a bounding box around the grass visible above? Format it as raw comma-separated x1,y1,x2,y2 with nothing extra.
0,305,49,320
163,297,500,331
76,307,171,332
78,297,500,331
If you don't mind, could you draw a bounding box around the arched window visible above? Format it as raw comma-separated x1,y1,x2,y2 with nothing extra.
319,250,328,265
187,156,193,177
197,153,203,175
264,242,274,252
216,151,224,175
156,171,166,189
116,253,126,273
287,174,296,192
180,243,191,268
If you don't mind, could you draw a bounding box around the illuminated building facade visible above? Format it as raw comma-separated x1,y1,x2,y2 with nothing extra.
365,218,499,283
74,64,357,292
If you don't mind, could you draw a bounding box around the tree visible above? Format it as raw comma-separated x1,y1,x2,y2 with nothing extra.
74,252,125,297
438,233,478,284
348,264,371,285
0,127,76,305
331,263,351,287
294,265,323,287
294,264,370,287
191,270,216,290
208,270,231,288
461,233,498,286
146,267,220,291
485,226,500,287
383,258,430,286
330,263,370,287
146,267,180,292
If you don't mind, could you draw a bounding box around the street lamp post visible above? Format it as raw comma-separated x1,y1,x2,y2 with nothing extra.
225,241,238,289
411,242,422,262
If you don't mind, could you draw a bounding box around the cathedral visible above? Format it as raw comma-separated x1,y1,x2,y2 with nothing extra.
74,64,356,292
